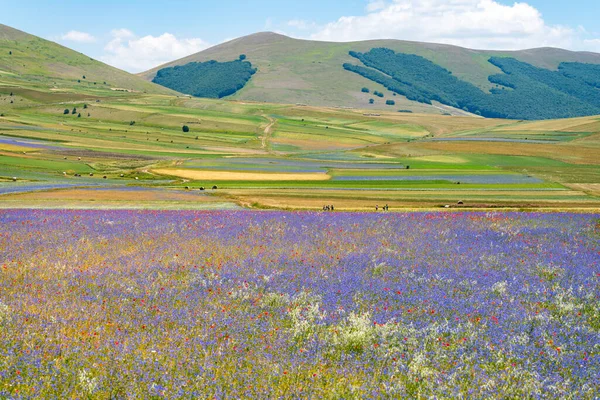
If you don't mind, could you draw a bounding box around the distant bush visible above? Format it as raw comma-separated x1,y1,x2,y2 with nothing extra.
361,87,370,93
129,121,135,126
153,59,257,99
386,100,395,106
71,107,77,115
63,109,69,115
182,125,190,133
373,91,384,98
369,99,374,104
398,109,413,113
239,54,247,61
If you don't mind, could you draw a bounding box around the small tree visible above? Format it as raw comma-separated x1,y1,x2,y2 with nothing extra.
77,113,81,118
369,99,374,104
239,54,247,61
64,109,70,115
83,104,87,109
361,87,369,93
182,125,190,133
386,100,395,106
9,51,12,55
72,107,77,115
82,75,86,79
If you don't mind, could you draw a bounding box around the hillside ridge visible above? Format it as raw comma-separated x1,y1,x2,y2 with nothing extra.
0,23,175,95
140,32,600,116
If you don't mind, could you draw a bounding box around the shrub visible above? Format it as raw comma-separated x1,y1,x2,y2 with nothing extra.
182,125,190,133
386,100,395,105
369,99,374,104
239,54,247,61
63,109,69,115
361,87,370,93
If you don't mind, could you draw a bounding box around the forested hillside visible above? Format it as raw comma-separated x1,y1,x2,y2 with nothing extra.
344,48,600,120
152,58,256,98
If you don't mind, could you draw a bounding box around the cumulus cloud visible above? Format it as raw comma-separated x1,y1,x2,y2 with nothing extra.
309,0,587,51
101,29,211,73
366,0,387,12
60,30,96,43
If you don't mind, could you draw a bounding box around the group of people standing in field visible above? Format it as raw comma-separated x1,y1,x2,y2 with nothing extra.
321,204,391,211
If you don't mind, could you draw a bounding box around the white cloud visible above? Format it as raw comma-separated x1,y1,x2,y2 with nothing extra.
309,0,590,51
584,39,600,52
100,30,210,73
60,30,96,43
366,0,387,12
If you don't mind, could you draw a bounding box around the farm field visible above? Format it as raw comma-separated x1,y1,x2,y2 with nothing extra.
1,82,600,210
0,210,598,398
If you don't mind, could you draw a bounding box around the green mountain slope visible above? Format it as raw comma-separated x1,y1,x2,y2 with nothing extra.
140,32,600,117
345,48,600,119
0,24,175,95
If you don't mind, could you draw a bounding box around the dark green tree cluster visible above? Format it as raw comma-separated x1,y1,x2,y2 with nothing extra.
558,62,600,88
361,87,370,93
344,48,600,120
182,125,190,133
153,59,257,99
373,90,384,98
386,100,395,105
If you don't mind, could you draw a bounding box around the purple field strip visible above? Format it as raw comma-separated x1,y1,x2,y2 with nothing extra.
0,135,63,150
0,210,598,397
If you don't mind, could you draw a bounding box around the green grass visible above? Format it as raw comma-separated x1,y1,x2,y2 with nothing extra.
0,78,598,208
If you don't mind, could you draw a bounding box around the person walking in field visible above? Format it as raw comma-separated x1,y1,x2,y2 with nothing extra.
376,205,379,211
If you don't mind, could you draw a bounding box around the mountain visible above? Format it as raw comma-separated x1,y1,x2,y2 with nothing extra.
0,24,174,95
141,32,600,119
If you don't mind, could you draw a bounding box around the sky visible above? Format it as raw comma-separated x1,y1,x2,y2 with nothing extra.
2,0,599,73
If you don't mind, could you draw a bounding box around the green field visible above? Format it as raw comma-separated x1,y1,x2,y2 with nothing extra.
1,24,600,210
1,81,599,210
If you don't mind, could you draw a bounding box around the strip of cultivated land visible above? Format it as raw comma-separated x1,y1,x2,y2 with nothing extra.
0,81,599,210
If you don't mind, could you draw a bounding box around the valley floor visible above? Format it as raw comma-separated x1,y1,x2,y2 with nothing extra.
1,83,600,210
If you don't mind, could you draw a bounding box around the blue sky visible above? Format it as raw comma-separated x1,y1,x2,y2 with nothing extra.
2,0,599,72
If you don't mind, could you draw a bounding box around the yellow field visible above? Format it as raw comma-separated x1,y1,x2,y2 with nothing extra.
152,169,331,181
0,144,34,152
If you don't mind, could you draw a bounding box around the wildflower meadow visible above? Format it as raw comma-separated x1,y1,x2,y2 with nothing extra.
0,210,598,398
